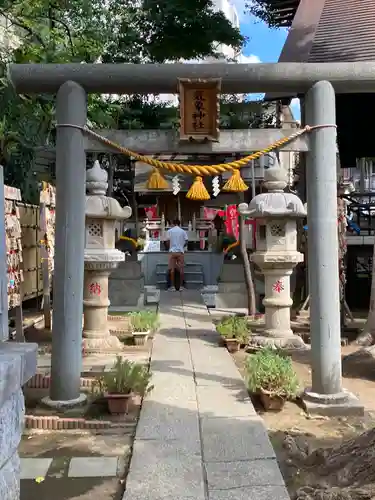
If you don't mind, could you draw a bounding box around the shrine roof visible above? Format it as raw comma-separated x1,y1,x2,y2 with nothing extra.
278,0,375,65
264,0,375,102
264,0,375,165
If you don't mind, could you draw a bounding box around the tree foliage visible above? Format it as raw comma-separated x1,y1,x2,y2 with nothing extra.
0,0,244,199
244,0,286,28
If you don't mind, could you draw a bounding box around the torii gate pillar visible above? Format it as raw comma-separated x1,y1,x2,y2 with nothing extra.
43,81,87,407
303,81,362,415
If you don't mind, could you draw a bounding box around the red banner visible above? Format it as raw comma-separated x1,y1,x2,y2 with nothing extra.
144,206,157,220
224,205,239,240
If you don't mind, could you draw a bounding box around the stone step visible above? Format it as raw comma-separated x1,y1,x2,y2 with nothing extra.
156,261,203,273
157,270,203,276
157,280,204,290
156,261,203,267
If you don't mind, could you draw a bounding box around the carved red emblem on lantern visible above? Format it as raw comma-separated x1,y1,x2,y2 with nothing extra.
89,282,101,295
272,280,284,293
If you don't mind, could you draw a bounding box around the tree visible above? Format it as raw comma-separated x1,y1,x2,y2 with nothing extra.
0,0,244,200
239,213,257,316
244,0,287,28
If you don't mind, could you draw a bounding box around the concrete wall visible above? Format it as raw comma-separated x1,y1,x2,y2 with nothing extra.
108,257,144,308
0,344,37,499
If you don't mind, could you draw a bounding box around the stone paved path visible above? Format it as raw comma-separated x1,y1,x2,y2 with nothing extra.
123,290,291,500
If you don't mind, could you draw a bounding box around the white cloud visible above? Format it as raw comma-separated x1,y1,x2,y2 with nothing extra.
238,53,261,63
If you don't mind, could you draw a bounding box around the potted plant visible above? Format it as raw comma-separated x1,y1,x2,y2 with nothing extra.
216,316,249,352
129,311,156,345
222,331,240,353
236,330,250,349
143,310,159,333
244,348,299,411
93,356,153,414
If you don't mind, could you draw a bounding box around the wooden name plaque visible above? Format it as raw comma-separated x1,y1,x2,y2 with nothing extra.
178,78,221,142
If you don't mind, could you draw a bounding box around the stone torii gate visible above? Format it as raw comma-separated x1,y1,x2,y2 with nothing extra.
8,61,373,414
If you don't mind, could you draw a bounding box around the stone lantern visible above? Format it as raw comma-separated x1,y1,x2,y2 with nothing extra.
238,167,306,349
83,161,132,352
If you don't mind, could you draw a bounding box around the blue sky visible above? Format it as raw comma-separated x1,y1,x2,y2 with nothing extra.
235,5,301,120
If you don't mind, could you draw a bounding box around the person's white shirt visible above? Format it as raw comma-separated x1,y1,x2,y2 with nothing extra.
167,226,188,253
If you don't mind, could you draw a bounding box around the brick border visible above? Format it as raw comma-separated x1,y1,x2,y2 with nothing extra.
109,328,131,335
108,315,130,321
24,415,111,430
25,374,95,389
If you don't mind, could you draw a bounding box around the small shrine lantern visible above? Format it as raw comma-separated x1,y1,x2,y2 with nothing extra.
238,167,306,349
83,161,132,352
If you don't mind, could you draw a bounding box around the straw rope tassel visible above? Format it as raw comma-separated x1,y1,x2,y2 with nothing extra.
146,168,169,189
222,168,248,192
186,176,210,200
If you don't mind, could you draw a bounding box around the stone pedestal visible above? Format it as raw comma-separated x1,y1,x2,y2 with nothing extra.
83,260,124,352
238,167,307,350
82,161,132,354
108,260,144,310
0,343,37,499
250,260,305,349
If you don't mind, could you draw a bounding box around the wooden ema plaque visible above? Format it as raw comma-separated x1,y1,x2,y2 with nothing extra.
178,78,221,142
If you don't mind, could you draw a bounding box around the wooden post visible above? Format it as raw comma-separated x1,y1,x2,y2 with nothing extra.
40,202,52,329
14,305,24,342
238,195,256,317
177,193,181,221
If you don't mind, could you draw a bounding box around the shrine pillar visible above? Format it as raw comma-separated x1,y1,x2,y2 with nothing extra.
47,81,87,406
303,80,363,415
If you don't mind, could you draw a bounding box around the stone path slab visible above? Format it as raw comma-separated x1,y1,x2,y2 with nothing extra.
20,456,120,480
68,457,119,478
21,458,53,480
205,459,285,489
122,290,291,500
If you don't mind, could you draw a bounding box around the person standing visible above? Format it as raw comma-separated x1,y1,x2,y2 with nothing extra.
167,219,188,291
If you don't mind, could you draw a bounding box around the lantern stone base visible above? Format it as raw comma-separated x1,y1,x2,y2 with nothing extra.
82,333,124,354
247,332,307,350
83,257,125,355
302,389,364,417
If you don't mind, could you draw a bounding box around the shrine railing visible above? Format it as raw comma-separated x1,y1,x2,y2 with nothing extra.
142,218,214,250
343,192,375,236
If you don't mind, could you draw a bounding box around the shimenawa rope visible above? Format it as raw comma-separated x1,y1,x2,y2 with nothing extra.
56,123,336,200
